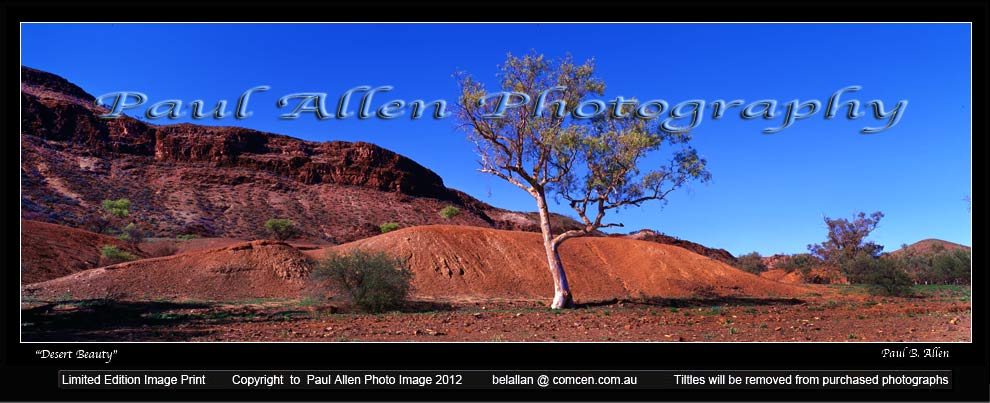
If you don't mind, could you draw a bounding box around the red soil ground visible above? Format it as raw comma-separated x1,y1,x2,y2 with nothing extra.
20,220,145,284
20,290,971,342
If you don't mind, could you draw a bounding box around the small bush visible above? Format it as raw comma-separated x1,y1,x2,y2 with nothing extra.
101,199,131,218
311,250,412,313
846,254,913,297
733,252,768,274
380,222,400,234
176,234,200,241
265,218,299,241
100,245,136,263
440,206,461,220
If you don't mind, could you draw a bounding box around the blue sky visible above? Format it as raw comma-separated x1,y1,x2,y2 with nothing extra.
21,23,971,255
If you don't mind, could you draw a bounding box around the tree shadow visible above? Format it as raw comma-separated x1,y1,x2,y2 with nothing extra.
21,299,216,342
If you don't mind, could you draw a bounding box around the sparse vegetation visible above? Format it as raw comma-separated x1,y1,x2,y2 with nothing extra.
310,249,412,313
90,198,132,234
264,219,299,241
892,247,971,285
733,252,768,274
101,198,131,218
116,222,144,246
379,222,400,234
439,206,461,220
100,245,136,263
176,234,200,241
808,211,913,296
847,254,914,297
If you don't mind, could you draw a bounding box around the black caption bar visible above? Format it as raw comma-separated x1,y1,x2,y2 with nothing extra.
57,370,951,390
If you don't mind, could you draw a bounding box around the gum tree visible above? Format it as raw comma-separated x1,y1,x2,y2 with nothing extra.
808,211,885,266
454,52,710,308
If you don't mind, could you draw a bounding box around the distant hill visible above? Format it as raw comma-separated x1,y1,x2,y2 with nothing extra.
889,239,971,256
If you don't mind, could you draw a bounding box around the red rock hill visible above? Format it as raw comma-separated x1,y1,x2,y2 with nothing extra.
20,67,583,242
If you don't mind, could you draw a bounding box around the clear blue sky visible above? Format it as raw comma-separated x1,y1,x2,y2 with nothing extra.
21,23,972,255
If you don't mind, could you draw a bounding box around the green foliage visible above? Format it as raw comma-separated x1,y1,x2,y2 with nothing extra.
101,199,131,218
453,51,711,233
264,219,299,241
733,252,768,274
100,245,136,262
453,51,711,309
845,254,913,297
893,248,971,285
439,206,461,220
379,222,400,234
777,253,822,274
931,250,971,285
808,211,884,267
176,234,201,241
310,250,412,313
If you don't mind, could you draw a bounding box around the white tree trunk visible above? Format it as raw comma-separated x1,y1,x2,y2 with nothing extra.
535,191,574,308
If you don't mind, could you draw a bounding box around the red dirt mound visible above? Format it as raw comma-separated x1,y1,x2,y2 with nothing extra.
20,220,145,284
332,226,811,302
24,226,813,303
22,240,312,301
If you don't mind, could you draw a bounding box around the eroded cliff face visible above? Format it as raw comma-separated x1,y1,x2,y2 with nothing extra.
20,67,587,242
21,66,455,199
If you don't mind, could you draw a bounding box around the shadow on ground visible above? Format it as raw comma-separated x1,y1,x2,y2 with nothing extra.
21,300,216,342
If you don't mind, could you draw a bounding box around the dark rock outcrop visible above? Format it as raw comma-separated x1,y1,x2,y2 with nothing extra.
617,229,736,265
20,67,586,242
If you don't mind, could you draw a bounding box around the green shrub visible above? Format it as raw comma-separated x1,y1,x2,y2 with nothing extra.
176,234,201,241
379,222,400,234
440,206,461,220
733,252,768,274
265,218,299,241
311,250,412,313
930,249,971,285
846,254,913,297
100,245,136,263
893,248,971,285
101,198,131,218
